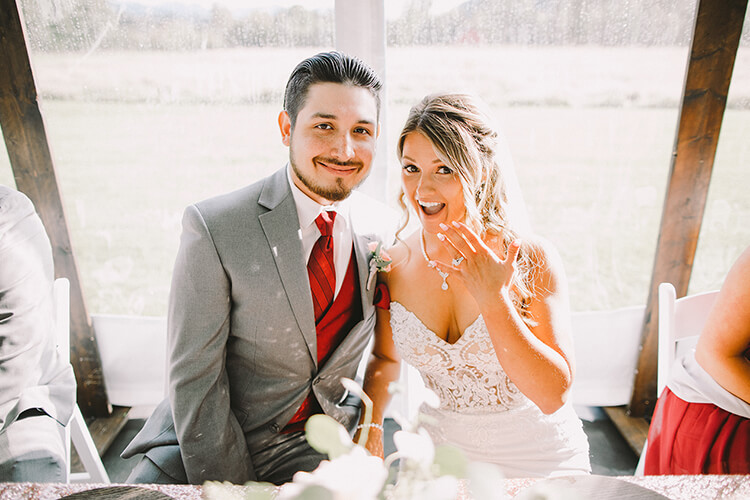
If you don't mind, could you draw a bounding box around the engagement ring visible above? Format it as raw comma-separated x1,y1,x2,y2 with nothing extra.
452,256,464,266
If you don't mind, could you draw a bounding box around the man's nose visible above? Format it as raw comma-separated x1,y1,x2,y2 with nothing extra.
330,132,355,161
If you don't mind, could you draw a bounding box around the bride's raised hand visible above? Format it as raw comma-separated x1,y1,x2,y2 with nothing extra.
434,221,521,303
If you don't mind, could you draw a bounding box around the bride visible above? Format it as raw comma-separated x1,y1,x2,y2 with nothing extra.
357,93,590,478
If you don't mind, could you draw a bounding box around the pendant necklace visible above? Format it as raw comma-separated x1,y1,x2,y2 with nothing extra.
420,230,449,291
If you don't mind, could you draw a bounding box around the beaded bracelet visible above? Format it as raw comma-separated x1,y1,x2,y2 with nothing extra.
356,422,384,431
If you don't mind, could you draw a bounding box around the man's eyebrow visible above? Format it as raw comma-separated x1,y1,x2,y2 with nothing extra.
311,112,376,126
312,112,336,120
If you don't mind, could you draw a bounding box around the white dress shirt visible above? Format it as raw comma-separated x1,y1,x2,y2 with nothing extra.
287,165,354,299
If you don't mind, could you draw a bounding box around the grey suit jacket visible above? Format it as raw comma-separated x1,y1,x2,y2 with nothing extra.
123,168,396,484
0,186,76,459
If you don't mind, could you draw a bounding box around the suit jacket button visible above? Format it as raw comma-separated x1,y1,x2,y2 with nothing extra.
271,423,280,433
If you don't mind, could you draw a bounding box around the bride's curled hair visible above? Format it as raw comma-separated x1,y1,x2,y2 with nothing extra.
396,93,535,316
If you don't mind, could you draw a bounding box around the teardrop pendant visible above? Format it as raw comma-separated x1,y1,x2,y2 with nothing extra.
437,269,449,290
419,229,449,290
420,229,450,291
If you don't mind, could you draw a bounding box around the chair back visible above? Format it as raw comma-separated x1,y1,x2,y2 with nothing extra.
53,278,72,481
53,278,110,483
657,282,720,395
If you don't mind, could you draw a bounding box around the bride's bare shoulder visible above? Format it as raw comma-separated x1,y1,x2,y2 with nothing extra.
387,232,419,266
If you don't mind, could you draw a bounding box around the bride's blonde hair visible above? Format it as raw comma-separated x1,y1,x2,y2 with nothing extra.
396,93,535,315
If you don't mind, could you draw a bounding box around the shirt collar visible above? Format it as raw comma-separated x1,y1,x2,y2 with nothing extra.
286,164,350,231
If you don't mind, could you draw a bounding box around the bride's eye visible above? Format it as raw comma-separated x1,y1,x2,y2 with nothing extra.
437,165,454,175
402,164,419,173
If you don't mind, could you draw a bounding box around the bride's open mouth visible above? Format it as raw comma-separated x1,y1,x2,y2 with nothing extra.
418,199,445,216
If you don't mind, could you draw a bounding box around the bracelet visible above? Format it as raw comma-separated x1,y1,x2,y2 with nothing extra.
356,423,384,431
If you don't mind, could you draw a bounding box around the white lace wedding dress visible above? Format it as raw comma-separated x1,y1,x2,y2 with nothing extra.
390,302,591,478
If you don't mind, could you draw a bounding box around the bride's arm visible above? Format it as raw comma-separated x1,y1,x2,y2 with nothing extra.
437,223,574,414
481,238,575,414
356,294,402,457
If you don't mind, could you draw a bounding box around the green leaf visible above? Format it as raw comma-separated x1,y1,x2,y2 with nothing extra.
305,413,353,459
433,444,468,478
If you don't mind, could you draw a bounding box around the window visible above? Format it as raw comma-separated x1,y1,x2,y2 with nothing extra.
3,0,748,315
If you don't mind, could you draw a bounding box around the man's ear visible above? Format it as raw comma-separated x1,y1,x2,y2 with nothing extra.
278,111,292,146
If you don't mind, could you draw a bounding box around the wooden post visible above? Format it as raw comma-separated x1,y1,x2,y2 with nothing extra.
0,0,111,417
629,0,748,418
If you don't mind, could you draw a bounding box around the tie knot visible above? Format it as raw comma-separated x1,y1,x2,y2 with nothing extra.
315,211,336,237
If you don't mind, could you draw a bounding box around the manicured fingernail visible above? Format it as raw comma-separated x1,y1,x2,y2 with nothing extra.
439,223,448,230
452,221,461,228
437,233,445,241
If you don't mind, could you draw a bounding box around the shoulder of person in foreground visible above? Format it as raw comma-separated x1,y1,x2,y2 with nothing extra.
0,185,37,235
694,245,750,403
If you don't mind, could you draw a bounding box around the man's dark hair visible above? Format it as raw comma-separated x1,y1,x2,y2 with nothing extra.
283,51,382,128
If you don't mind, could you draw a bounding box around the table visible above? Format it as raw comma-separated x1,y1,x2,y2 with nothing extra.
2,475,749,499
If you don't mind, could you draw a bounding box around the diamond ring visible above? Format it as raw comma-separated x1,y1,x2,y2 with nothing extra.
452,256,464,266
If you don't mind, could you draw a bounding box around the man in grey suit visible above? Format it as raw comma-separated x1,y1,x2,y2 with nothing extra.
123,51,396,485
0,186,77,482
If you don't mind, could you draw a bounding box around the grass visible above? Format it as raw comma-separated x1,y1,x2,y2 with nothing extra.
1,46,748,315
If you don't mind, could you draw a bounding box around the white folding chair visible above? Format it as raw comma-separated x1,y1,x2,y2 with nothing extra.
634,281,720,475
54,278,110,483
656,282,719,395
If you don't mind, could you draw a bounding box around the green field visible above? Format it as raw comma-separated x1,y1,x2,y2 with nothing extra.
1,46,748,315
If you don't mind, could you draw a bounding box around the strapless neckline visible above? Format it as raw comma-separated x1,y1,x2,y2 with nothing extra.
390,301,483,346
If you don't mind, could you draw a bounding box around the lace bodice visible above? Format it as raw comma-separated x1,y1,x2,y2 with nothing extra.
390,301,529,413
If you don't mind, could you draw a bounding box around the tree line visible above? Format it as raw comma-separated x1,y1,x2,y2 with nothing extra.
19,0,748,52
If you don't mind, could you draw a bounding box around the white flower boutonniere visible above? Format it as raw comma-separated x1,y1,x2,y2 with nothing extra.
366,241,392,291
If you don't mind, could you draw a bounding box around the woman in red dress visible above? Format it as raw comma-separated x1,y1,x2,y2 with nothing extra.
645,246,750,474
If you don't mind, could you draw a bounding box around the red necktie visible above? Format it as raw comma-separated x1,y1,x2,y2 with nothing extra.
308,211,336,323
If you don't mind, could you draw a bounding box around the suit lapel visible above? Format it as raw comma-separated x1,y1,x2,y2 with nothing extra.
353,231,376,315
258,169,317,365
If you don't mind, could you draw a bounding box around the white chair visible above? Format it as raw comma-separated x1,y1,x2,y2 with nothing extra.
54,278,111,483
634,281,720,475
656,282,719,395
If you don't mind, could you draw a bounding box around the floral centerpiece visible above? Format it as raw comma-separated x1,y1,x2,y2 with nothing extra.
204,379,508,500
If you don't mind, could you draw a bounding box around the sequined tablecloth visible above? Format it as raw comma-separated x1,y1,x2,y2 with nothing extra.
504,475,750,499
1,475,749,499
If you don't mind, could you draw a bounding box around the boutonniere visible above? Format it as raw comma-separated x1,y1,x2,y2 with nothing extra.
366,241,392,291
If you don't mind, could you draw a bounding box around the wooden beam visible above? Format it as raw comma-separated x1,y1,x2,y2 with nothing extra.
0,0,111,417
629,0,748,417
603,406,649,457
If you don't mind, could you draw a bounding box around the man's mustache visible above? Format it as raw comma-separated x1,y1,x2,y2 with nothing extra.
314,157,364,169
